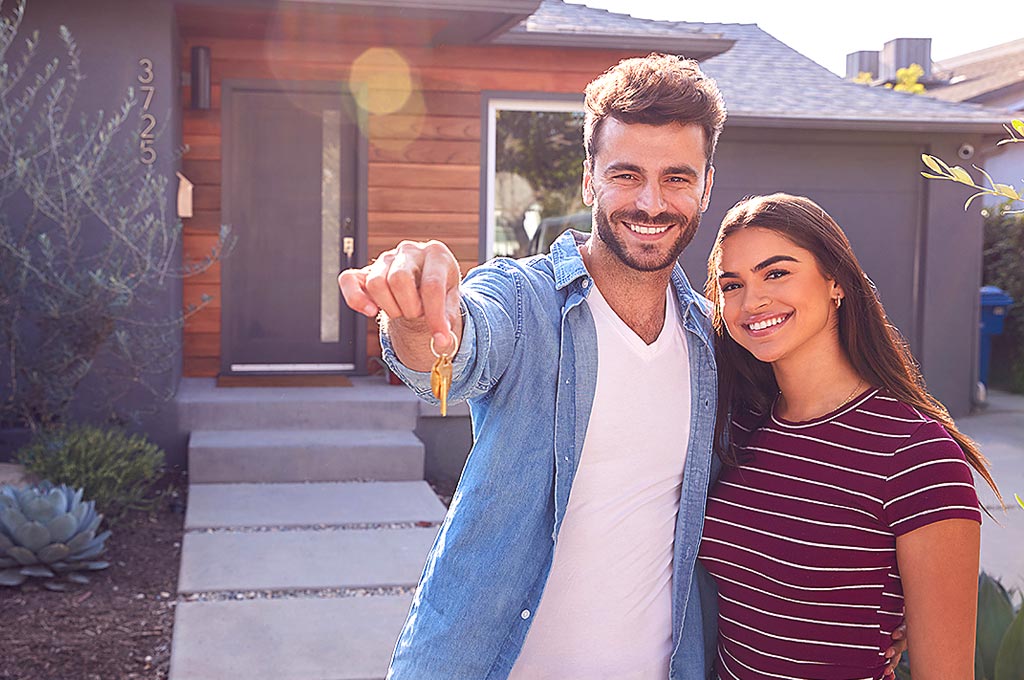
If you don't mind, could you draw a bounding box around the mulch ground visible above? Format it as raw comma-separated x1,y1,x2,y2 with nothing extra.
0,472,186,680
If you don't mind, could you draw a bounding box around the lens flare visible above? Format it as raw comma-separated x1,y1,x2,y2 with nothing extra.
350,48,413,116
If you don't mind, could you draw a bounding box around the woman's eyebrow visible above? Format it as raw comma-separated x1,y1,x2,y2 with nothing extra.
752,254,799,272
718,254,800,280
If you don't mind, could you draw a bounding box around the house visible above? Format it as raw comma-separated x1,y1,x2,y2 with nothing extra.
928,38,1024,200
9,0,1010,469
846,37,1024,202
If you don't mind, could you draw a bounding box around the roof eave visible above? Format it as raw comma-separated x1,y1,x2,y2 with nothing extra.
726,114,1008,135
491,32,735,60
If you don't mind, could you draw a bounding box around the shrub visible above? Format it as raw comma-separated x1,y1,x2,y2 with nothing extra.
16,425,165,522
0,0,228,430
982,205,1024,393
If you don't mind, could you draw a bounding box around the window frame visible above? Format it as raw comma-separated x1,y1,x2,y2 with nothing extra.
479,92,585,262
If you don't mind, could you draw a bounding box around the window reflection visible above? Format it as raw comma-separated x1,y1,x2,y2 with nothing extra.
493,110,590,257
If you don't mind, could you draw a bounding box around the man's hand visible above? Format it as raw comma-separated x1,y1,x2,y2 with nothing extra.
338,240,462,372
883,622,908,678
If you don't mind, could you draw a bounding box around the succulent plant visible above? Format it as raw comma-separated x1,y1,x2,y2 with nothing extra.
0,481,111,591
894,571,1024,679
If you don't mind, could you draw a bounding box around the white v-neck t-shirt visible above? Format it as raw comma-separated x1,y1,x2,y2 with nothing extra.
508,281,692,679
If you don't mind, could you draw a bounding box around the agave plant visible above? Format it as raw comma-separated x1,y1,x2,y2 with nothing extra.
894,572,1024,679
976,572,1024,680
0,481,111,591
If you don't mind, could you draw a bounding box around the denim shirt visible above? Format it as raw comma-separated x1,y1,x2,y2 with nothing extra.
380,231,720,679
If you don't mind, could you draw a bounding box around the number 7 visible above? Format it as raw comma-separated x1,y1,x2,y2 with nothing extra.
141,85,155,111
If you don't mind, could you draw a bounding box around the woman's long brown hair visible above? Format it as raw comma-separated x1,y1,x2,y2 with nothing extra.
705,193,1001,503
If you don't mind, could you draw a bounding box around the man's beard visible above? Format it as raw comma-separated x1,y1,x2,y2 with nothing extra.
592,200,701,272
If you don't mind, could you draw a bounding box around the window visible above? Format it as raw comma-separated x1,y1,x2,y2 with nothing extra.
485,98,589,260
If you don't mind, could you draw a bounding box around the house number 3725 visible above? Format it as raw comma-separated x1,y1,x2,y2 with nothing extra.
138,58,156,165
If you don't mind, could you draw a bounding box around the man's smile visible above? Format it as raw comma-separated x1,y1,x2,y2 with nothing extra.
624,221,673,236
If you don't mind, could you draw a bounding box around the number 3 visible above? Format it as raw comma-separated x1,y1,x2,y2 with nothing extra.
138,58,154,84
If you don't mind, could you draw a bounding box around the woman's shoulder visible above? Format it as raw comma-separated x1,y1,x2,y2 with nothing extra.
835,389,947,439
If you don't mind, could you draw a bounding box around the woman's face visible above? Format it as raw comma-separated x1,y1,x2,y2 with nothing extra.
715,227,842,366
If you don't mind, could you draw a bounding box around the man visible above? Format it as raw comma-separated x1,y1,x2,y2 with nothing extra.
340,53,718,678
339,54,902,678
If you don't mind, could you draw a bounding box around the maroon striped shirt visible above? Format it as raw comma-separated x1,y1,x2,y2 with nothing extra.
698,389,981,680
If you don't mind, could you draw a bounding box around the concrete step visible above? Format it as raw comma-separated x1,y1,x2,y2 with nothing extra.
188,429,425,483
169,595,411,680
185,481,447,529
177,377,420,431
178,527,438,593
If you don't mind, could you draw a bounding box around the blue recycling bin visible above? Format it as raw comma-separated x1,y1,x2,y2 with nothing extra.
979,286,1014,386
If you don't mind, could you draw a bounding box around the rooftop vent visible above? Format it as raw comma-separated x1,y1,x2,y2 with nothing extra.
880,38,932,82
846,50,879,80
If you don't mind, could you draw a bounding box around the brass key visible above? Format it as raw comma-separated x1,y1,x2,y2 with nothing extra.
430,331,458,417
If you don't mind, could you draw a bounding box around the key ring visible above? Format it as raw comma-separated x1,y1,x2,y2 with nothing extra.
429,329,459,358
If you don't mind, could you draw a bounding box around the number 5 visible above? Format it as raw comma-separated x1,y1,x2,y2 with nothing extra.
140,138,156,165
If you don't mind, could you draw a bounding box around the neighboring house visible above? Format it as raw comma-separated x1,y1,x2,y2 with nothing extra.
845,37,1023,205
12,0,1010,463
929,38,1024,200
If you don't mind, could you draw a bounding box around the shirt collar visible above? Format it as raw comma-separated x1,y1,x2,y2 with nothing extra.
550,229,592,291
549,229,708,321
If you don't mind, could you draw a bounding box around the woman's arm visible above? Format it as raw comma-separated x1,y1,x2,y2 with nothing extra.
896,518,980,679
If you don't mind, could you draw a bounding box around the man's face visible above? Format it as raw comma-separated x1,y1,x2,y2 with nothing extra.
583,119,713,272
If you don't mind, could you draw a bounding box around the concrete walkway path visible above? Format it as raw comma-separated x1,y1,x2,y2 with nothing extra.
959,390,1024,590
167,378,446,680
169,481,445,680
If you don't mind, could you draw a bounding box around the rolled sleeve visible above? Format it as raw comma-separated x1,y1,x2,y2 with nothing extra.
380,262,519,405
380,298,478,404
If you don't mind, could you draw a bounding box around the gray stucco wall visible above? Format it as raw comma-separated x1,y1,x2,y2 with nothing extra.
681,125,989,418
4,0,184,463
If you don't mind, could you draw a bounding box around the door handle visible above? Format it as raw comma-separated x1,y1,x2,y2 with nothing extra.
342,217,354,267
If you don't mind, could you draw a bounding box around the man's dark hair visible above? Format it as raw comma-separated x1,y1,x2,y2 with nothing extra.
584,53,727,171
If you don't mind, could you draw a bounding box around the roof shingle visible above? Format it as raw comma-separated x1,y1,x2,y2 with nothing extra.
503,1,1010,128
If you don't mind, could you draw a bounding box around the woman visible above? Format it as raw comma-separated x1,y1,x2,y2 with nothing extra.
697,193,1000,679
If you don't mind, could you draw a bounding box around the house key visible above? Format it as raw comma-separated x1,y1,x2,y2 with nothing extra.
430,331,458,417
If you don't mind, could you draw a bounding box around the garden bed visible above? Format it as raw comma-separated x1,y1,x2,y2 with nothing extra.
0,473,186,680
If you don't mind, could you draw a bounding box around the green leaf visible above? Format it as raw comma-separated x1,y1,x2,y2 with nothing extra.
994,605,1024,680
1016,494,1023,511
13,521,49,552
0,568,28,587
19,564,55,578
966,192,991,211
46,513,77,544
951,166,975,185
5,546,38,566
921,154,944,174
994,184,1021,201
37,542,70,563
978,573,1015,679
1013,119,1024,136
921,172,948,180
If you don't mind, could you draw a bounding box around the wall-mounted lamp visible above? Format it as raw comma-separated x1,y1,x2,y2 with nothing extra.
191,46,211,110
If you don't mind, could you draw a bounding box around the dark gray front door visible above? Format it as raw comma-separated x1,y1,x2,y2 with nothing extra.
222,85,359,374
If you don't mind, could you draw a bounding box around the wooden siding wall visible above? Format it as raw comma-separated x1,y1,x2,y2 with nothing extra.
178,6,638,376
